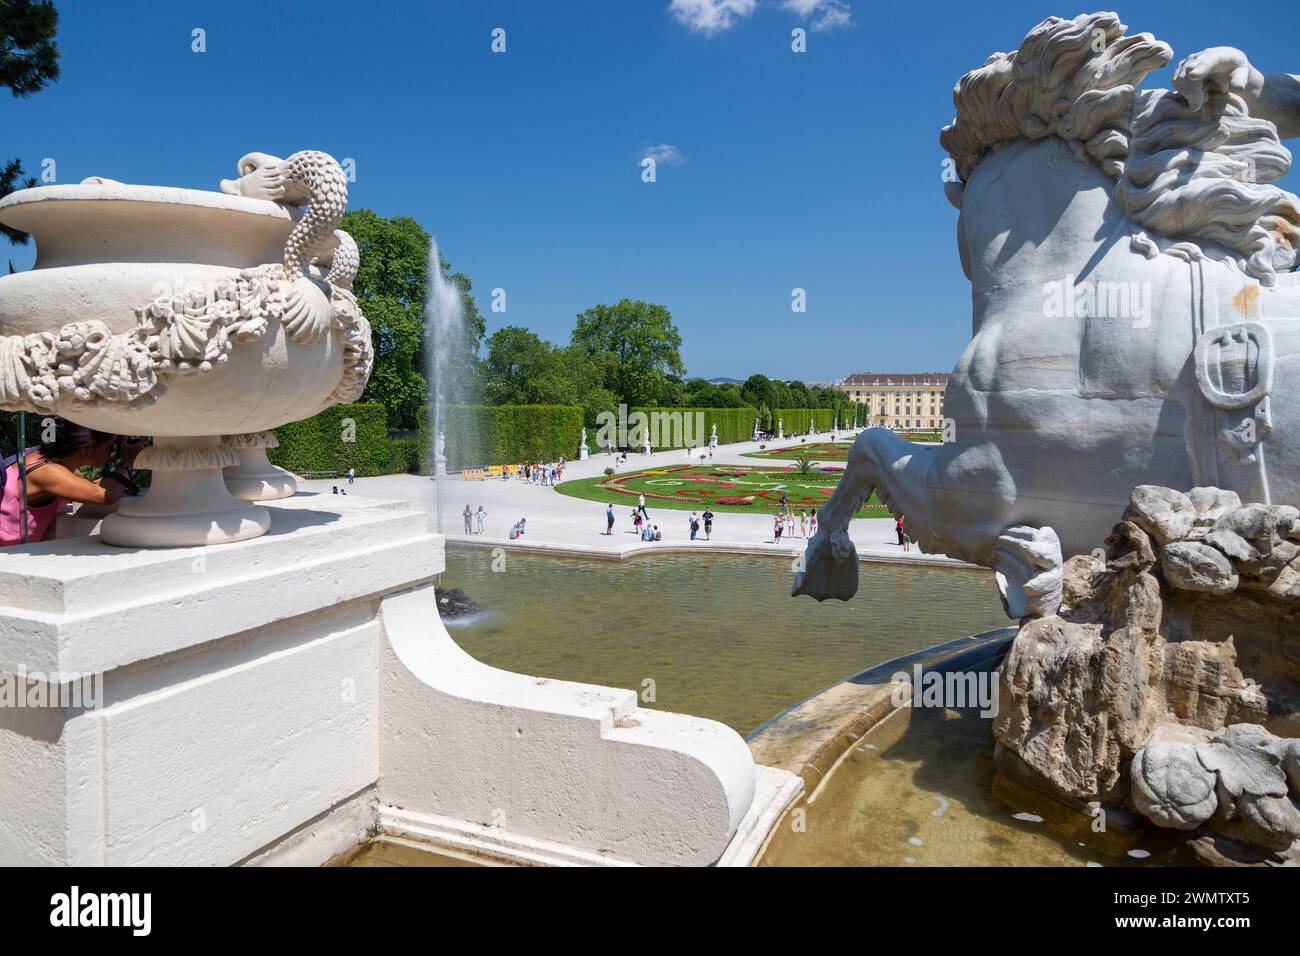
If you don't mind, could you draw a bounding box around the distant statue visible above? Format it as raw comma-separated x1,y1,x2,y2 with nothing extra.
752,418,760,442
434,430,448,477
777,418,784,440
709,423,719,449
796,11,1300,620
579,427,590,460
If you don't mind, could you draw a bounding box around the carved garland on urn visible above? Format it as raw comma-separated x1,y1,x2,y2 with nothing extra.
0,150,374,415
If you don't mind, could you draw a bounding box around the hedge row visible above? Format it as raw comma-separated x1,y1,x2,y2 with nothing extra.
611,406,759,450
775,408,836,434
265,402,855,478
269,404,415,477
418,405,584,472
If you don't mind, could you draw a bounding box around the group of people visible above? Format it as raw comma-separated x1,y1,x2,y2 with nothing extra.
462,504,488,535
771,508,816,542
518,460,564,486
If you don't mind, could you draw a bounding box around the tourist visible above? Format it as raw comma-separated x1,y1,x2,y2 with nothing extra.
896,513,909,551
702,508,714,540
653,524,661,541
508,518,526,539
463,504,473,535
340,488,347,495
809,510,818,537
332,486,339,494
475,505,487,534
347,466,355,485
785,510,795,538
773,513,783,543
637,493,649,520
799,510,807,538
689,512,699,541
633,508,643,536
604,504,615,535
641,521,654,542
0,426,146,547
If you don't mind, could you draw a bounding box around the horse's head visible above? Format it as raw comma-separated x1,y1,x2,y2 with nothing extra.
941,11,1300,286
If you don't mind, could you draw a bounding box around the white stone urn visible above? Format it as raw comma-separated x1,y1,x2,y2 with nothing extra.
0,150,373,547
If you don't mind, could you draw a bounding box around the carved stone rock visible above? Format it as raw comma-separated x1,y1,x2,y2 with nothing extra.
997,484,1300,860
1160,541,1238,593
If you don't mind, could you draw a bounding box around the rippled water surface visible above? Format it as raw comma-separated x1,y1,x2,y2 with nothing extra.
441,548,1009,734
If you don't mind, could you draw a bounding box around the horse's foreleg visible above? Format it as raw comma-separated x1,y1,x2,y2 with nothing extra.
792,434,880,601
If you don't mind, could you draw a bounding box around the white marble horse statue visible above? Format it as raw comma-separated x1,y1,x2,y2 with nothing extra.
795,11,1300,618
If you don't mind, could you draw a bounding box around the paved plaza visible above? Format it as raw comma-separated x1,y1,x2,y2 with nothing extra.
302,432,967,567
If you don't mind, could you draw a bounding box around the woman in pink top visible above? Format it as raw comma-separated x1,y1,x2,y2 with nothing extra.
1,424,142,546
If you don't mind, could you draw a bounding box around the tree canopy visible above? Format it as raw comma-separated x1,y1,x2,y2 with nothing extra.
341,209,484,431
570,299,685,407
1,0,61,247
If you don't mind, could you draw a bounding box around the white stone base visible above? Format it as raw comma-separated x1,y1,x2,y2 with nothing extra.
0,493,761,866
224,446,298,502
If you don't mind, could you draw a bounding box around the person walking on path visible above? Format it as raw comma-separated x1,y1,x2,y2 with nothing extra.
689,512,700,541
463,504,473,535
896,513,910,552
347,467,355,485
809,510,818,537
605,504,615,535
637,493,649,520
702,508,714,541
632,508,644,537
475,505,487,534
773,512,784,544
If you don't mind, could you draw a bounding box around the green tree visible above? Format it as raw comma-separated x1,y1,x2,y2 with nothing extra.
570,299,684,407
341,209,484,431
481,326,614,425
1,0,61,246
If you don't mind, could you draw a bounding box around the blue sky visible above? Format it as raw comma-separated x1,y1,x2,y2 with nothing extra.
0,0,1289,381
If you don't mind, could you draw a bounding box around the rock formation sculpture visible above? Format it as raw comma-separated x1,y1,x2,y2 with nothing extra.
996,483,1300,862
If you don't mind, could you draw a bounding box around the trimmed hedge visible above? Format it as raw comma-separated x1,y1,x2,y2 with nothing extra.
269,403,415,477
616,406,758,450
775,408,835,434
419,405,584,472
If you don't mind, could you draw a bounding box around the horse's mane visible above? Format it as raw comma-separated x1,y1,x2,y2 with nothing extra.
940,11,1300,283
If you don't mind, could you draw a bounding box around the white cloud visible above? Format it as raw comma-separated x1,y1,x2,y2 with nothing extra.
668,0,758,35
781,0,852,32
641,144,685,166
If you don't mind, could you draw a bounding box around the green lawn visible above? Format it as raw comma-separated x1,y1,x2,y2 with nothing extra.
743,432,944,462
554,462,890,517
742,440,855,462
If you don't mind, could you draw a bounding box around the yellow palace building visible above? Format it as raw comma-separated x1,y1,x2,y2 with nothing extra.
831,372,949,430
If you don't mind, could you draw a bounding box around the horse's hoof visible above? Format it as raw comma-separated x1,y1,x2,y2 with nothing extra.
792,530,860,601
992,525,1064,619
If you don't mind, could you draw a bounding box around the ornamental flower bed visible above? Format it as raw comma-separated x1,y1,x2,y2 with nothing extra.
567,461,885,515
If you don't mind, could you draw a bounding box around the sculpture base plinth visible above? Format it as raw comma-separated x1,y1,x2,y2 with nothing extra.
0,495,767,866
101,437,271,548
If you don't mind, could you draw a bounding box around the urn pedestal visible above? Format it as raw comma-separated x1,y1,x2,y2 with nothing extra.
223,432,298,502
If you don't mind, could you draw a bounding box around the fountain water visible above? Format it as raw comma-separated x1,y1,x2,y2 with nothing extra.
425,238,478,528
